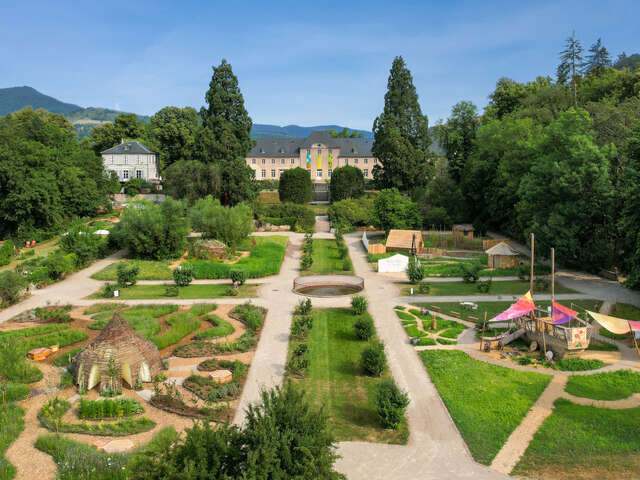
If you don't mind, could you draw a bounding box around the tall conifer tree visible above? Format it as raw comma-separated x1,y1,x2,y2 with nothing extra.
372,56,431,191
197,59,257,205
558,31,584,107
583,38,612,76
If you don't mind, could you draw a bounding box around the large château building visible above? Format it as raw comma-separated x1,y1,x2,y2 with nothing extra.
101,141,160,182
246,131,377,182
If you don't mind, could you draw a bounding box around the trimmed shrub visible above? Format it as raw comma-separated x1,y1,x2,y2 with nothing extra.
460,262,481,283
173,265,194,287
117,263,139,287
278,168,312,204
300,253,313,270
375,378,409,429
361,340,387,376
291,315,313,338
354,316,374,340
0,271,28,305
329,165,364,202
294,298,312,315
230,269,247,286
328,196,375,229
406,256,425,283
351,295,368,315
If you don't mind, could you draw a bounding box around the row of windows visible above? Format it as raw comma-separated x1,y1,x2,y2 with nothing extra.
259,168,369,179
249,157,376,165
120,170,144,180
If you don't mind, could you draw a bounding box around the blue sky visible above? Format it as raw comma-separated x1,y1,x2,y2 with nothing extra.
1,0,638,129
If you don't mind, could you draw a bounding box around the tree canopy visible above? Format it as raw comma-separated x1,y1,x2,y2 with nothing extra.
0,108,111,240
372,56,432,191
329,165,364,202
197,59,257,205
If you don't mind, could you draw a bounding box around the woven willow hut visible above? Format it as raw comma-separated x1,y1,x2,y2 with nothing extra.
71,313,162,392
485,241,519,268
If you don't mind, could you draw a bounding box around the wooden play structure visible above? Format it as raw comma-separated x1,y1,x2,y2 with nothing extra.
481,234,593,359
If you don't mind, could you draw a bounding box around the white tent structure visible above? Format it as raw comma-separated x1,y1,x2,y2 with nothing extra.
378,254,409,273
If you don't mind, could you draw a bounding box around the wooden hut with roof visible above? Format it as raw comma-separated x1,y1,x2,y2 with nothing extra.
485,241,519,269
71,313,162,392
385,230,424,254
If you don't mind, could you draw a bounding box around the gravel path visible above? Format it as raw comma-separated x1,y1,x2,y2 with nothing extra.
490,375,568,475
334,233,507,480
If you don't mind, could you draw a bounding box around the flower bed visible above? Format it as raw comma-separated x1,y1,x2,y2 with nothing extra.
39,397,155,436
78,398,144,419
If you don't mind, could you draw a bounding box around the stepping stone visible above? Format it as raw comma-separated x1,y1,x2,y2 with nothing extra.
101,439,135,453
136,389,154,402
166,377,186,386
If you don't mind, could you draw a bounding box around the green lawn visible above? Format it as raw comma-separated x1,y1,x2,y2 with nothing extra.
419,350,551,465
0,404,25,479
301,239,353,275
612,302,640,321
399,280,576,296
565,369,640,400
512,399,640,479
289,308,408,444
413,299,602,323
186,236,288,279
88,283,258,300
92,259,173,281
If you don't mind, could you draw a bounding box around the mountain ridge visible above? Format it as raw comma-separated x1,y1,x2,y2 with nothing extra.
0,86,373,139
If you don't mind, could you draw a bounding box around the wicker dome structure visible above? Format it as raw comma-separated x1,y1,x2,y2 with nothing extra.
71,313,162,392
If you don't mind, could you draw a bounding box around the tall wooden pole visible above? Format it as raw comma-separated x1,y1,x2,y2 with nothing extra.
628,321,640,360
530,233,535,294
480,311,487,351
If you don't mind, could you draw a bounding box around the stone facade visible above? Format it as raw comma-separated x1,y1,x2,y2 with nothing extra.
101,141,160,182
246,131,378,182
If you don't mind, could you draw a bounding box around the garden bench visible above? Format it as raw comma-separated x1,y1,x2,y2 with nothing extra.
449,311,461,318
430,305,441,313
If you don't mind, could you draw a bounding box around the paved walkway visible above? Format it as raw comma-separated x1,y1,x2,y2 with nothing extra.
0,250,125,323
334,233,507,480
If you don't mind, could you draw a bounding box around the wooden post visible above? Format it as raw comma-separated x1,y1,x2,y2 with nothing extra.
628,321,640,360
480,312,487,351
432,311,437,331
530,233,535,294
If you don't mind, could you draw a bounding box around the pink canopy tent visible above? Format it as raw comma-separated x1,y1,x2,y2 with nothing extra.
489,292,536,322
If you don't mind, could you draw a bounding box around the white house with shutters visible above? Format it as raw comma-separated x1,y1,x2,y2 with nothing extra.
101,141,160,182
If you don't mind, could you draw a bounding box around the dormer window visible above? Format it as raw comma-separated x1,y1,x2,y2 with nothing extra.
124,144,130,151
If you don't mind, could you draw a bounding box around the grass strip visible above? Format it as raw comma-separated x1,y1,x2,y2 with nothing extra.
512,398,640,479
565,369,640,400
419,349,551,465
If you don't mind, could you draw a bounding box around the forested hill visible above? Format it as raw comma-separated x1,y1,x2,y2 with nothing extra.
0,86,372,139
251,124,372,138
0,86,150,138
0,86,81,116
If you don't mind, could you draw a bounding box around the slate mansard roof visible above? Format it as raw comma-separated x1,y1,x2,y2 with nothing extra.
101,141,156,155
248,130,374,158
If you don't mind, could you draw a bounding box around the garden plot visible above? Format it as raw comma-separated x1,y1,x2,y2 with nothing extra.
285,306,409,444
396,308,468,346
